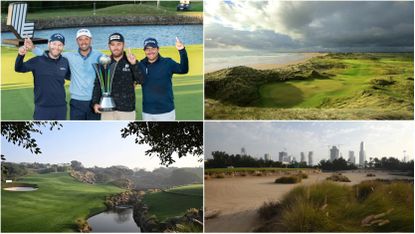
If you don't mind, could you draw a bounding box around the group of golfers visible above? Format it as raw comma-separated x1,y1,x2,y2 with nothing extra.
15,28,189,120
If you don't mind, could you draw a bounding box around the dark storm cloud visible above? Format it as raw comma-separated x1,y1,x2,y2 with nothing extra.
205,1,414,52
205,22,299,51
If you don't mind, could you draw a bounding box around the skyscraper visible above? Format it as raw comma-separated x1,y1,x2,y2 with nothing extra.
300,152,306,162
308,151,313,166
330,146,340,161
241,147,246,156
348,151,355,164
359,141,365,167
264,153,270,161
279,151,288,162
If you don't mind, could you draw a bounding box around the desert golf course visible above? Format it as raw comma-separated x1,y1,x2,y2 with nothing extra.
205,53,414,120
1,44,203,120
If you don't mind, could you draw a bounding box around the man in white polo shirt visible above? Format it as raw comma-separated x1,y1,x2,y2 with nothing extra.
26,28,104,120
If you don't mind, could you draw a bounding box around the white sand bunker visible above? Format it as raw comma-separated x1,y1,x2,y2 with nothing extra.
3,186,38,191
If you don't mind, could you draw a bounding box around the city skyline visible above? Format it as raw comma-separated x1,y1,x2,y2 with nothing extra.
1,122,202,171
205,122,414,164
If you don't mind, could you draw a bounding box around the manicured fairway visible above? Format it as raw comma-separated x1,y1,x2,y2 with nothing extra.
1,172,124,232
258,56,413,108
1,44,203,120
143,184,202,221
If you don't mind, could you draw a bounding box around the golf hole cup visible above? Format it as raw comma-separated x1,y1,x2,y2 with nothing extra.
93,55,117,111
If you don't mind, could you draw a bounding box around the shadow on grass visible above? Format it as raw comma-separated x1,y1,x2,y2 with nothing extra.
258,82,304,108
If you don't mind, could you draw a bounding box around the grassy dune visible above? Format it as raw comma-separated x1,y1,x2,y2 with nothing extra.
256,180,414,232
205,53,414,120
143,184,202,221
1,44,203,120
1,172,124,232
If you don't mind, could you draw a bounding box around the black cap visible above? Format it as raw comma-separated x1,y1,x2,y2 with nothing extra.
108,33,124,43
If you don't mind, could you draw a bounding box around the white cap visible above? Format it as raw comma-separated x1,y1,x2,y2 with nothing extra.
76,28,92,39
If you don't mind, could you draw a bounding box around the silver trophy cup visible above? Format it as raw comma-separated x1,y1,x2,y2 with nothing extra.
93,55,117,112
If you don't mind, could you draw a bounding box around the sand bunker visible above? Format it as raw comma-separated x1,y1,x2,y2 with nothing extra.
205,170,412,232
3,186,38,191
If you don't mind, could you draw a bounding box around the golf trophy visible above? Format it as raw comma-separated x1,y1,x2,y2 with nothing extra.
93,55,117,111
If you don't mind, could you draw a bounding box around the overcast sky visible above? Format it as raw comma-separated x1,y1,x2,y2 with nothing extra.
205,0,414,52
1,122,202,171
205,122,414,164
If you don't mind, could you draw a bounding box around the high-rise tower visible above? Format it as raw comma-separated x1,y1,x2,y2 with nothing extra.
308,151,313,166
359,141,365,167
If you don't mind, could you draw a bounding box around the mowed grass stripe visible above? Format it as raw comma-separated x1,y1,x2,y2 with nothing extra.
1,172,124,232
143,184,202,221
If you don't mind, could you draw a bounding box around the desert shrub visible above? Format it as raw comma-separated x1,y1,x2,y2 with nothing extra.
258,200,282,219
275,176,302,184
326,173,351,182
298,172,309,179
215,173,225,179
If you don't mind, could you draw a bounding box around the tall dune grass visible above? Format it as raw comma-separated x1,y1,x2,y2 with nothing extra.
256,180,413,232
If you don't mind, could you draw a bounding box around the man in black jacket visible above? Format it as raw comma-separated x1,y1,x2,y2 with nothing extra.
92,33,144,120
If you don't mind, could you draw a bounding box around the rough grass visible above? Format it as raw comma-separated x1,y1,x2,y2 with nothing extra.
326,173,351,182
275,176,302,184
205,53,414,120
255,180,414,232
1,172,125,232
143,184,202,221
1,45,203,120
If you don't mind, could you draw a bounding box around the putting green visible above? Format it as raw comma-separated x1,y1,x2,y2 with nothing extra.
1,44,203,120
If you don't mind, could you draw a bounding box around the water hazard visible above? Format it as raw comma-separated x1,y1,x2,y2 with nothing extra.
1,25,202,51
87,207,141,233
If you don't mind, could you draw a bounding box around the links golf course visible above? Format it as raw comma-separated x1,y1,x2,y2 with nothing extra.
205,53,414,120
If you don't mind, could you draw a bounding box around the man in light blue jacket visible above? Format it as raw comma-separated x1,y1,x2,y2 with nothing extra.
26,28,103,120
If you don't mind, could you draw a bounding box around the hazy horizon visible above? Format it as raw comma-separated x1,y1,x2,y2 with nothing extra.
205,122,414,164
1,122,203,171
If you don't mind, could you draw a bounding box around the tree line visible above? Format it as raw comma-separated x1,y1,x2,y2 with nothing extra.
205,151,310,169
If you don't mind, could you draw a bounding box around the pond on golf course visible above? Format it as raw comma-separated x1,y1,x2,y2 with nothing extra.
1,25,203,51
87,206,141,232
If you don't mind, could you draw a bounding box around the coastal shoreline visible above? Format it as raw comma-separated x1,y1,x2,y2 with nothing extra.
250,52,327,70
205,52,327,73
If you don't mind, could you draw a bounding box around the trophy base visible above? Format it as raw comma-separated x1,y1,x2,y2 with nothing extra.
99,94,116,112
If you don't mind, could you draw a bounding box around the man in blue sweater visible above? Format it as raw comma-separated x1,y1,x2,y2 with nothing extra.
26,28,103,120
139,37,189,120
15,33,71,120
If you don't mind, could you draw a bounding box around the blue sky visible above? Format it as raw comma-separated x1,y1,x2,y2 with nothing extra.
1,122,202,171
205,121,414,164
